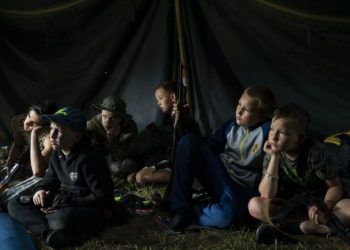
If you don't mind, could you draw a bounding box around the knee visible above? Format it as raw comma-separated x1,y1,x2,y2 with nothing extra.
48,218,68,231
204,205,237,228
332,198,350,226
135,170,145,184
48,212,72,231
299,220,327,235
214,213,234,228
248,197,264,220
135,168,152,184
7,197,23,218
212,204,244,228
333,198,350,213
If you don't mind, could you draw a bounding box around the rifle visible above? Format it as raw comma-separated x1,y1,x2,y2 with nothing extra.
267,193,350,245
0,150,29,194
296,193,350,245
162,63,187,201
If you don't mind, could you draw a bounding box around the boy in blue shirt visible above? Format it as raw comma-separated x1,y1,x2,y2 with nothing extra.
170,85,276,231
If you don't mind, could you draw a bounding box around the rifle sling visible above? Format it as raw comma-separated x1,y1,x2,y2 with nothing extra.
262,198,345,245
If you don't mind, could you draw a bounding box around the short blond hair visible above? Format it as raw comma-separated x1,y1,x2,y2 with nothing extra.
244,85,276,117
273,104,310,135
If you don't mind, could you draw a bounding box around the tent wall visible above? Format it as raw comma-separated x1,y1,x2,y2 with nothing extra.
183,0,350,137
0,0,174,144
1,0,350,144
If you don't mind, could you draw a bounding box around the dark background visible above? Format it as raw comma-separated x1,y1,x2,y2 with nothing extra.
1,0,349,144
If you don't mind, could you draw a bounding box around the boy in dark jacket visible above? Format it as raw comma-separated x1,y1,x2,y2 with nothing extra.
8,107,114,249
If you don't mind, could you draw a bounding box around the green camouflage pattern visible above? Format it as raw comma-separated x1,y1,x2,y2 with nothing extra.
87,114,138,162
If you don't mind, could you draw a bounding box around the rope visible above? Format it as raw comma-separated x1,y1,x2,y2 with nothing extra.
174,0,191,105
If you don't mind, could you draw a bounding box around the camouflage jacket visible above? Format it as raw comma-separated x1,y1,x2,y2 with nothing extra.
87,114,138,161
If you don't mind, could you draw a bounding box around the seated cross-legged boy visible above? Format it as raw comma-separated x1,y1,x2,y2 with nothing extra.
248,104,350,244
169,85,276,231
7,107,114,249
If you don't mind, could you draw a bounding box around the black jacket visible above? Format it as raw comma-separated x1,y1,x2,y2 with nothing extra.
33,137,114,208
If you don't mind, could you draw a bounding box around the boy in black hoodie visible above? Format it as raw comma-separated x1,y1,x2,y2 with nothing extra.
8,107,114,249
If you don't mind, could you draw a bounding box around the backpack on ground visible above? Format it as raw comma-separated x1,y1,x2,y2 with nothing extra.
324,131,350,197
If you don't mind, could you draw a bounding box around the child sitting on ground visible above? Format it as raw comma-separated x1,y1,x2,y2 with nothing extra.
129,81,199,185
248,104,350,244
0,101,57,207
169,85,275,232
87,96,138,183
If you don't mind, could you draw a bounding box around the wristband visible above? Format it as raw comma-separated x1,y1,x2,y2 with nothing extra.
264,170,279,182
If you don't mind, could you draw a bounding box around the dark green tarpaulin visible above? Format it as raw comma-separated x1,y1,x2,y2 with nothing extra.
1,0,349,144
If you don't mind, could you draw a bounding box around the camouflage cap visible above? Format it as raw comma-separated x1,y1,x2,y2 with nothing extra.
92,96,127,115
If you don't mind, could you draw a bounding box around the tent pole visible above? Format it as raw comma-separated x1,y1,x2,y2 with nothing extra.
174,0,191,107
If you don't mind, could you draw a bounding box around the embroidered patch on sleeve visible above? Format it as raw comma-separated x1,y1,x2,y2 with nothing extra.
253,143,259,155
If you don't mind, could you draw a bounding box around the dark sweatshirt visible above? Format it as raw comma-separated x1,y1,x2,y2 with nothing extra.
33,137,114,208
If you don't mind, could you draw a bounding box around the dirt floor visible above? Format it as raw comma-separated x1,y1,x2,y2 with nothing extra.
33,184,348,250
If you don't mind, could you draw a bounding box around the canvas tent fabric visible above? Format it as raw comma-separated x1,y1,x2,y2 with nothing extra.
182,0,350,136
0,0,175,144
1,0,350,145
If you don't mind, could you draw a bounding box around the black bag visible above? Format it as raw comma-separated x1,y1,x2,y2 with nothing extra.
324,132,350,197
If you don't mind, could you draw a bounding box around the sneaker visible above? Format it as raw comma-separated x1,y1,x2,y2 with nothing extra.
45,229,74,249
169,212,189,233
255,223,292,244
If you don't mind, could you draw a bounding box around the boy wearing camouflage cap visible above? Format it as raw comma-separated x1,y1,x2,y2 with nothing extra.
88,96,138,182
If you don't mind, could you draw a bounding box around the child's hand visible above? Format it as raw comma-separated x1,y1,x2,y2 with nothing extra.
31,125,44,137
172,100,180,127
33,190,50,207
308,205,326,225
263,141,274,155
173,101,193,128
135,166,156,184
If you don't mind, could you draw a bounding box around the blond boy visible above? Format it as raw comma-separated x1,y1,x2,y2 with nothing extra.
169,85,276,231
248,104,350,244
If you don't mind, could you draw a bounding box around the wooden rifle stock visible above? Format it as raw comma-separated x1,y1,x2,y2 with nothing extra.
163,64,187,201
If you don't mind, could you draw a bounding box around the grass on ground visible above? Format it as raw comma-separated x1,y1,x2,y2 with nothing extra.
34,183,348,250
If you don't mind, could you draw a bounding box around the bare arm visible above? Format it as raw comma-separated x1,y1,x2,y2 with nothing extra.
307,177,343,225
324,177,343,210
30,127,52,176
259,141,280,198
6,115,25,167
